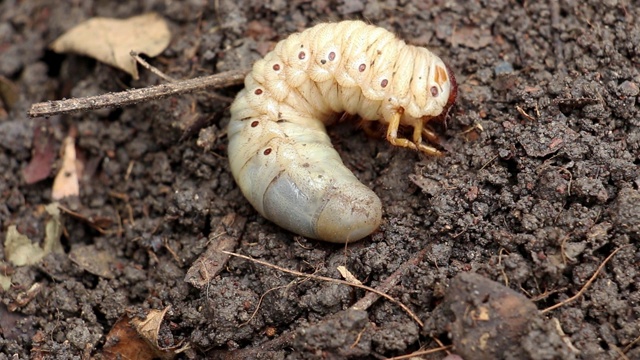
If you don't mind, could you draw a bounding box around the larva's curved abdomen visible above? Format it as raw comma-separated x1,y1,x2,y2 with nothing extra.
228,20,457,243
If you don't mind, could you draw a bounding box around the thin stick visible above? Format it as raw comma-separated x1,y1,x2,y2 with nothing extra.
222,250,424,327
238,284,291,327
622,333,640,355
130,50,177,82
351,247,428,312
541,245,630,314
27,69,248,118
385,345,452,360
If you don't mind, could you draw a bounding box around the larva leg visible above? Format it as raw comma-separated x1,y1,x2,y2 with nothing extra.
412,121,423,144
386,109,416,150
421,127,440,145
386,111,442,156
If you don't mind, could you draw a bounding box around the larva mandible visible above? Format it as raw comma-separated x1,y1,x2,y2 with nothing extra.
228,20,457,243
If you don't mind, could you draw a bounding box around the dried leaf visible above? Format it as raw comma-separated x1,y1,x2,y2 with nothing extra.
337,266,362,285
102,307,184,360
51,135,80,200
22,123,56,184
4,205,64,267
4,226,46,267
102,314,158,360
131,307,170,349
50,13,171,79
69,244,115,279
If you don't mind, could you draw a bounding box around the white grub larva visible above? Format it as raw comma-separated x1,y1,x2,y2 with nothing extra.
228,20,457,243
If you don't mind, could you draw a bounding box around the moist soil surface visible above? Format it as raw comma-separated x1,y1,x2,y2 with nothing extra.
1,1,639,359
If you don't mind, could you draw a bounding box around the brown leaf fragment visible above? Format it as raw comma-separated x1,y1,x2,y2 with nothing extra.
102,307,184,360
102,314,157,360
131,307,182,354
184,213,246,288
22,122,56,184
50,13,171,79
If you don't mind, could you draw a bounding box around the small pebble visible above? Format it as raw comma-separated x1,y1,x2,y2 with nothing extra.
618,80,639,97
494,61,514,76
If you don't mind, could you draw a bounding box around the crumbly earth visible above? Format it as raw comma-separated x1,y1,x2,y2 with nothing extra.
1,0,639,359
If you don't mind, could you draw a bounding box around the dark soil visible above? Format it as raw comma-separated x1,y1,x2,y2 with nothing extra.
1,0,639,359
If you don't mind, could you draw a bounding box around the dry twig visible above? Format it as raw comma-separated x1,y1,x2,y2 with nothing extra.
350,247,428,313
210,247,432,359
130,50,177,82
385,345,453,359
222,250,424,326
542,245,630,314
27,69,248,118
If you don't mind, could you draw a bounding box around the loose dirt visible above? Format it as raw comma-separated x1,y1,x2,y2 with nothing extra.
0,1,638,359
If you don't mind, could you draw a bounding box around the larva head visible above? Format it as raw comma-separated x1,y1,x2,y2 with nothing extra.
425,57,457,121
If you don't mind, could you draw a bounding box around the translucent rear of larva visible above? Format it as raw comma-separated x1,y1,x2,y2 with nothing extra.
228,20,454,243
227,109,382,243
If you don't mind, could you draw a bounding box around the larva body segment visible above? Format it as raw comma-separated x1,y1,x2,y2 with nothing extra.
228,20,457,243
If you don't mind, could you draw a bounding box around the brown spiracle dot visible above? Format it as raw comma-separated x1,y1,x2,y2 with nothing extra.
251,121,259,127
263,148,272,155
430,86,439,97
328,52,336,61
273,64,280,71
255,88,263,95
381,79,388,88
358,64,366,72
298,51,306,60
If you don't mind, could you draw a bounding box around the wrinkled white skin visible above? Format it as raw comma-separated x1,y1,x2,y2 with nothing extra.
228,20,454,243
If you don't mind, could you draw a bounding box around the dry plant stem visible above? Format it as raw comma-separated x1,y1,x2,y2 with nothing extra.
351,247,428,312
211,248,431,359
130,50,177,82
622,333,640,355
542,245,630,314
27,69,248,118
222,250,424,326
385,345,452,360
